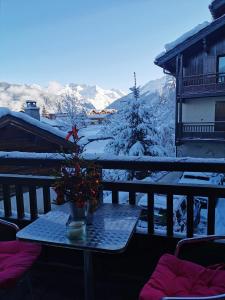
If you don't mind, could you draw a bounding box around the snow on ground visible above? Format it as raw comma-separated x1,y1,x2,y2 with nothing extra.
78,124,112,146
79,125,104,139
78,124,113,154
83,139,111,154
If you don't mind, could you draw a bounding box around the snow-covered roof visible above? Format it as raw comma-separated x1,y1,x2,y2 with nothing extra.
155,12,225,67
0,107,67,140
155,21,210,61
0,151,64,160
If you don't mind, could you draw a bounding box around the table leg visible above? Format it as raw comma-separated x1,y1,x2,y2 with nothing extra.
83,250,94,300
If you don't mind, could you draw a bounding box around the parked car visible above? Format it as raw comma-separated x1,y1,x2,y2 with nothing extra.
175,172,224,231
179,172,224,185
178,172,224,207
137,172,224,233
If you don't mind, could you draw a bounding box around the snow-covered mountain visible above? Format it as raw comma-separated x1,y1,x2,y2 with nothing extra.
107,76,175,122
0,81,125,112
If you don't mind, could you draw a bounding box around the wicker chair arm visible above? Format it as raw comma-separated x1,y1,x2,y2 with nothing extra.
162,295,225,300
0,218,20,233
175,235,225,258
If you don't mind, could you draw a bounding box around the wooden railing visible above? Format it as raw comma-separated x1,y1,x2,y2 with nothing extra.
182,73,225,96
0,174,55,221
1,155,225,238
180,122,225,139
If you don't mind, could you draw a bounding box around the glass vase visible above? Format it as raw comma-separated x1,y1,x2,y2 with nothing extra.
66,202,87,240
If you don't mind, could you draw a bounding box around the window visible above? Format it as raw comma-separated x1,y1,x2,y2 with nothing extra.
218,56,225,82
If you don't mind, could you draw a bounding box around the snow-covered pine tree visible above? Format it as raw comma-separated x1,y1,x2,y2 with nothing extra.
106,72,165,158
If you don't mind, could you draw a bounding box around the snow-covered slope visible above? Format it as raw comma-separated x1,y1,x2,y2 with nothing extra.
0,81,125,112
108,76,175,113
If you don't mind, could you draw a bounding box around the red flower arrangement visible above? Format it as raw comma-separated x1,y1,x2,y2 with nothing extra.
55,126,101,212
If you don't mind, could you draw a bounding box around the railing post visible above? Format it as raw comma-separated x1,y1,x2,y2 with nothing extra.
43,186,51,214
147,192,154,235
186,195,194,238
207,195,216,235
167,193,174,237
129,192,136,205
15,185,24,219
3,184,11,218
112,190,119,204
29,186,38,220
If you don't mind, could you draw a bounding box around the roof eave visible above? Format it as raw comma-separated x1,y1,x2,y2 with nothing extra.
155,15,225,69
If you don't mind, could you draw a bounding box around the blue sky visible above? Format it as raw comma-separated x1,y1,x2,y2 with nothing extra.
0,0,211,92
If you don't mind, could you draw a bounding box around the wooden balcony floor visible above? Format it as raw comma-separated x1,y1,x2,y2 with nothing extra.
17,237,155,300
22,262,143,300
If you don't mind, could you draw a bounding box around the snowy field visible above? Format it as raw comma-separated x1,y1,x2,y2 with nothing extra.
84,139,110,154
79,125,112,154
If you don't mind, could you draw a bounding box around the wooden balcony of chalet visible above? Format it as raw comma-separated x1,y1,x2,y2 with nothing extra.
181,73,225,98
177,121,225,142
0,155,225,300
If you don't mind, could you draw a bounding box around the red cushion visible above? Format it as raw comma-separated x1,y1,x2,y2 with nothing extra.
0,240,41,288
139,254,225,300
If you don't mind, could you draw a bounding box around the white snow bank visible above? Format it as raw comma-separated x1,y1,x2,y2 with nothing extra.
83,139,111,154
0,151,63,160
1,151,225,167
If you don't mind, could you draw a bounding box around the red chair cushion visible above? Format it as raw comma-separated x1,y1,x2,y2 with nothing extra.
0,240,41,288
139,254,225,300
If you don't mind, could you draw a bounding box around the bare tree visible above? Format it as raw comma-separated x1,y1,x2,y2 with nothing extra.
60,93,86,129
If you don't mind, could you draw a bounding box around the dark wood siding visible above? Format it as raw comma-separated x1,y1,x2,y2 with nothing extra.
183,33,225,77
0,115,71,153
215,101,225,131
0,124,64,152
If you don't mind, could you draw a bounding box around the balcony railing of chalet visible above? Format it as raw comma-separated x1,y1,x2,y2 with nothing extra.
0,155,225,239
182,73,225,96
181,121,225,139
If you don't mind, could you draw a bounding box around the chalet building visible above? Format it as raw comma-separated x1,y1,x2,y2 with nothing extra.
0,107,70,153
87,109,117,125
155,0,225,158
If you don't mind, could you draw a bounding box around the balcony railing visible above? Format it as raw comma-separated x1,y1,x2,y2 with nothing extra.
0,154,225,239
182,73,225,97
181,122,225,140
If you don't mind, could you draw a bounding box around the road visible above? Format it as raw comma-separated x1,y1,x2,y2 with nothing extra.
157,171,183,184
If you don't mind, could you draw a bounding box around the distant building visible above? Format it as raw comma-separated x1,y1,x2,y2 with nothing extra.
87,109,117,125
155,0,225,158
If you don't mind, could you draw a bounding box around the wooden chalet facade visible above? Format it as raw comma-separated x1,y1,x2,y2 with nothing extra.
155,0,225,158
0,112,70,153
0,109,71,174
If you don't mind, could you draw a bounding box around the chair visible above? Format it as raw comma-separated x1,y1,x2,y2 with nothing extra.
139,235,225,300
0,218,41,293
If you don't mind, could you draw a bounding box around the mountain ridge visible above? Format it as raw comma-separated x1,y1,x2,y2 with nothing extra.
0,81,125,112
